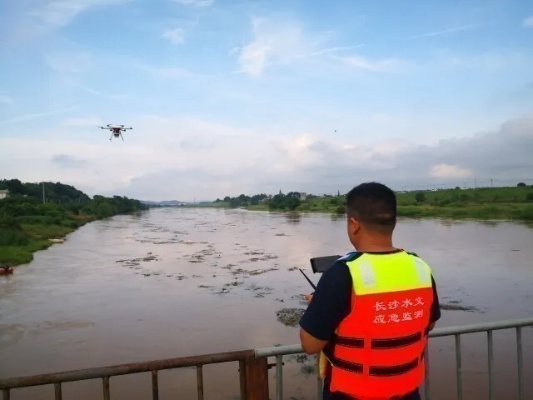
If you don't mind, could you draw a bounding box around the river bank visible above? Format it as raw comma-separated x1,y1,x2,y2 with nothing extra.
1,214,96,267
0,179,149,267
198,186,533,221
240,203,533,220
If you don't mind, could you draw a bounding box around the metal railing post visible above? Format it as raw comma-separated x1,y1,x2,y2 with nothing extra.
455,335,462,400
275,355,283,400
102,376,110,400
487,330,493,400
196,365,204,400
54,383,62,400
2,389,9,400
240,357,269,400
151,370,158,400
517,327,523,400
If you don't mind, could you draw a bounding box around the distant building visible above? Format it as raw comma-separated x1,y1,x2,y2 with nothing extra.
299,192,307,201
0,189,9,199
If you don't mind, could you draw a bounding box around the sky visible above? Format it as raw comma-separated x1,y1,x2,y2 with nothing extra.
0,0,532,202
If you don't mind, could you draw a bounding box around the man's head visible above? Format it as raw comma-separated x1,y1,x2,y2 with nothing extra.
345,182,397,248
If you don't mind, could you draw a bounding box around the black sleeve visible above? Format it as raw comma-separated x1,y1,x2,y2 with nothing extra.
299,262,352,341
430,276,441,323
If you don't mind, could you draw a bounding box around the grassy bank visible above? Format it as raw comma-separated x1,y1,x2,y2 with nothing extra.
204,186,533,221
0,179,148,266
0,214,93,266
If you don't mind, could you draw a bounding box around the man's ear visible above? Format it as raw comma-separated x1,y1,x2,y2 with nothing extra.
349,216,360,235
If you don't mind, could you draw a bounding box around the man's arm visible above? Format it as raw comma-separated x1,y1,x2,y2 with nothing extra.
428,275,441,332
300,322,328,355
299,262,352,355
408,252,441,332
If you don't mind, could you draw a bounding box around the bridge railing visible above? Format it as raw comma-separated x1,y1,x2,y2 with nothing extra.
1,317,532,400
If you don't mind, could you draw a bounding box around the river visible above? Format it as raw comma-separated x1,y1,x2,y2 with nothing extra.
1,208,532,399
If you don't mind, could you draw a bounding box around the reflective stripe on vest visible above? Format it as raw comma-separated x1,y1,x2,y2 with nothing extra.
328,251,434,399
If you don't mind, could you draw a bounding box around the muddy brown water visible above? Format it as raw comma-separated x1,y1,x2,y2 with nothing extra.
1,208,532,400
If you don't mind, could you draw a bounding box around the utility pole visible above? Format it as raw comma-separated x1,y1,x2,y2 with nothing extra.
491,179,493,188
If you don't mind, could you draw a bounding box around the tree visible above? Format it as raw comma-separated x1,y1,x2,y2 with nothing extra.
414,192,425,202
415,192,426,203
517,182,526,187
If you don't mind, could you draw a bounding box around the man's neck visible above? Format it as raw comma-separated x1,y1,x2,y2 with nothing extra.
355,237,396,253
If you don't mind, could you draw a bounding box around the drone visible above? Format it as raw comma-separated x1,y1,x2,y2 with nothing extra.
99,124,132,141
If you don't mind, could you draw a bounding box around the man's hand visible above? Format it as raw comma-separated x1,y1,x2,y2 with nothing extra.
304,294,313,304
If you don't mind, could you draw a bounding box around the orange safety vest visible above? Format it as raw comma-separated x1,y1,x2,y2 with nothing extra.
325,251,434,400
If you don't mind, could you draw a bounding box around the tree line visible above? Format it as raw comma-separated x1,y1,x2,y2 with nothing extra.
215,191,345,212
0,179,148,252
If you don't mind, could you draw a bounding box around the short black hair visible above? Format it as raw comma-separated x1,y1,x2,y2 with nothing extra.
346,182,396,232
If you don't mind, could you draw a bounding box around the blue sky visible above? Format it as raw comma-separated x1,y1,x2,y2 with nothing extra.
0,0,532,201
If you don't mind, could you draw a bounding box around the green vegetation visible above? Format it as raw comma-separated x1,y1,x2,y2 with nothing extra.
0,179,148,266
208,185,533,221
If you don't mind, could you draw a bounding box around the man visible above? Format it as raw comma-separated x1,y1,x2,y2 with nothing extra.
299,182,441,400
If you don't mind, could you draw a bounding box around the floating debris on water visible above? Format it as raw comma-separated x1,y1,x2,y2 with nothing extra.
242,253,279,263
275,233,290,237
301,364,316,375
224,280,244,287
276,308,305,327
441,302,481,312
291,294,309,306
244,250,265,256
230,267,279,277
116,254,159,267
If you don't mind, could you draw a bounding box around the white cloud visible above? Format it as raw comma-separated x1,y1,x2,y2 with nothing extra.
163,27,185,45
171,0,213,7
408,25,477,39
132,62,192,79
338,55,403,72
45,52,94,73
429,164,473,179
0,106,77,124
0,94,14,104
432,50,529,72
32,0,131,28
237,17,399,77
51,154,89,169
62,117,102,126
237,17,312,77
524,16,533,28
